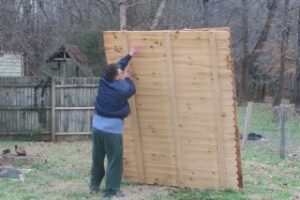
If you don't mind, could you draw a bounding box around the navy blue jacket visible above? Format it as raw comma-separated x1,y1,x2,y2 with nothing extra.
94,54,136,119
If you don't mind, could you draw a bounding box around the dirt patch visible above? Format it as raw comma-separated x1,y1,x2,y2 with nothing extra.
245,161,280,174
51,181,87,193
113,184,173,200
294,192,300,200
248,194,266,200
50,182,173,200
1,154,47,166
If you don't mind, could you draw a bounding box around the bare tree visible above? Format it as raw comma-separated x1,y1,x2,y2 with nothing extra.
149,0,168,30
239,0,279,102
294,8,300,106
203,0,209,27
22,0,35,75
119,0,128,30
0,0,299,99
240,0,250,101
273,0,290,106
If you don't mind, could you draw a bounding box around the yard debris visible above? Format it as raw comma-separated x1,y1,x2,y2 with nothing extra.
2,145,27,157
0,167,32,182
15,145,27,156
294,193,300,200
240,132,266,141
0,167,24,181
1,147,47,166
114,184,173,200
2,149,11,155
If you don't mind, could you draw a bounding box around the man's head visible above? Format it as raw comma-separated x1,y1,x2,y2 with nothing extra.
105,63,123,81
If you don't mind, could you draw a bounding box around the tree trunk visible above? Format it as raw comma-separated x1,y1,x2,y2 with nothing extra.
119,0,128,30
294,9,300,107
279,107,287,159
203,0,209,27
23,0,34,76
67,0,74,27
273,0,289,106
239,0,278,102
170,0,177,29
150,0,168,30
240,0,250,102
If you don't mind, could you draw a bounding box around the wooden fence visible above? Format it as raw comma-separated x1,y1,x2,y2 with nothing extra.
103,29,242,190
0,77,98,141
0,28,243,190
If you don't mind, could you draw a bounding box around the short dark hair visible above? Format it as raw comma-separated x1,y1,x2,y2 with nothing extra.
105,63,119,81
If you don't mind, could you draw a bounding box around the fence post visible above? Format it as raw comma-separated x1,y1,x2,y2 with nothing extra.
242,102,253,149
279,106,287,159
51,78,56,142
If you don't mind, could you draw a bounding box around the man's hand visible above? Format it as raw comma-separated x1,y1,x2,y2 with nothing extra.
129,44,138,56
124,67,135,79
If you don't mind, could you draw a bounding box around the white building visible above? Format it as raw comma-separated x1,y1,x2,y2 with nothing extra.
0,52,23,76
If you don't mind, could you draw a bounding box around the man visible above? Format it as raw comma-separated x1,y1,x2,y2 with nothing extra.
90,44,138,198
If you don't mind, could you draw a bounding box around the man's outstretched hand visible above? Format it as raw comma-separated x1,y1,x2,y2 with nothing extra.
129,44,138,56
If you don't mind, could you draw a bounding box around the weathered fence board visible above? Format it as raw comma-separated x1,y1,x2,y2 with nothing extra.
103,29,242,190
0,77,98,140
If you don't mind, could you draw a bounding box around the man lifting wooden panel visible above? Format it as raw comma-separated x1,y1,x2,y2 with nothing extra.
103,29,243,190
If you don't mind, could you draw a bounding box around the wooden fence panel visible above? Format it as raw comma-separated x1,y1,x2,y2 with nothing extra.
103,29,242,189
0,77,51,138
0,77,98,140
52,78,98,137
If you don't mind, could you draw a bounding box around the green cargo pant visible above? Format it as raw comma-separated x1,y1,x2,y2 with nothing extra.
90,128,123,197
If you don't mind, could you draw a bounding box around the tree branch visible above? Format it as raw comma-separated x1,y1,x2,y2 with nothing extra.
248,0,278,66
149,0,167,30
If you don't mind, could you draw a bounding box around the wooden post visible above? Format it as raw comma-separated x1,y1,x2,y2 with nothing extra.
63,52,66,79
51,78,56,142
279,106,286,159
241,102,253,149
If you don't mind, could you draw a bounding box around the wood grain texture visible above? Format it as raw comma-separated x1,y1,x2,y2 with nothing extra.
103,29,242,189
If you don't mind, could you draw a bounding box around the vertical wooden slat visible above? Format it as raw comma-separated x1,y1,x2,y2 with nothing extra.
12,80,14,133
29,84,33,131
27,86,31,131
60,81,63,133
121,31,145,182
86,78,91,132
0,90,4,129
63,85,68,132
15,88,18,132
0,87,2,130
73,87,77,133
83,78,87,132
210,31,226,189
165,32,184,186
73,85,77,132
24,87,27,131
26,87,34,130
21,87,24,130
51,78,56,141
31,83,35,131
0,86,2,130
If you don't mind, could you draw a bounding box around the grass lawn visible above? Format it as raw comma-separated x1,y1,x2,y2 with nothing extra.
0,104,300,200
